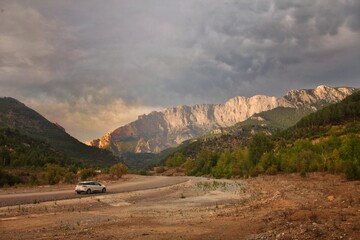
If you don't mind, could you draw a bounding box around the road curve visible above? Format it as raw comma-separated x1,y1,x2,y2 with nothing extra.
0,176,189,207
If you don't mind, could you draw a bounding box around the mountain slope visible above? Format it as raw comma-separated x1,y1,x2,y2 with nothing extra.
235,107,313,130
281,89,360,140
91,85,357,155
161,90,360,180
207,107,313,138
0,127,71,168
0,97,119,166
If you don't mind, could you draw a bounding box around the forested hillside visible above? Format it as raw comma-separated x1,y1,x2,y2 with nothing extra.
161,91,360,180
0,97,119,166
282,91,360,140
0,97,124,187
0,128,72,168
0,128,78,186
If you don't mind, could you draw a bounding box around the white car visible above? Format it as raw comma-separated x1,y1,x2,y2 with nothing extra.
75,181,106,194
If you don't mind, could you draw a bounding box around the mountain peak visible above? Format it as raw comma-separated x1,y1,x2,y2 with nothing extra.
0,96,25,106
315,84,330,90
91,85,357,154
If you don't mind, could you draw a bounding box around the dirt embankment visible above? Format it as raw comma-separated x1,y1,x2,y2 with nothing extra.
0,173,359,240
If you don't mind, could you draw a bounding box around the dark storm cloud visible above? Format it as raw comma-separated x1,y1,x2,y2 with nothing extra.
202,0,360,94
0,0,359,140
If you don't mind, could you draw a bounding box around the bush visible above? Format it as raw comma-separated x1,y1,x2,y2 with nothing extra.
80,168,97,181
138,169,149,176
0,170,22,187
154,166,165,174
165,152,185,167
344,161,360,180
109,163,128,179
265,165,277,175
300,169,307,178
44,164,66,185
64,172,77,184
249,166,263,177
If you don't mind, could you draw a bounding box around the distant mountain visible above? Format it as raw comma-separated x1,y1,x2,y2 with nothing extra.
91,85,357,155
0,97,119,167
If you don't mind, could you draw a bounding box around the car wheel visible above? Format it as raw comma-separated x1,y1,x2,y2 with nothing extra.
86,189,91,194
102,188,106,193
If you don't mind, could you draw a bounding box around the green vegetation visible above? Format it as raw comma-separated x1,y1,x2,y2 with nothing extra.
0,127,130,187
249,132,274,165
0,127,78,186
0,128,74,168
0,97,128,187
233,107,313,130
0,97,119,166
161,91,360,180
80,168,97,181
167,127,360,180
282,91,360,140
109,163,128,178
0,169,22,187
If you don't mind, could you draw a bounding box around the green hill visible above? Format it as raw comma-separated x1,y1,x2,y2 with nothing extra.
281,90,360,140
0,97,119,167
235,107,313,130
0,127,72,167
0,127,79,186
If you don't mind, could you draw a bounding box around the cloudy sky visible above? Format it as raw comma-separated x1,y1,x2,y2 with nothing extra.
1,0,359,141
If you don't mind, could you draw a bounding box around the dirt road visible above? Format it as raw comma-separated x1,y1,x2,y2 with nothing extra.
0,175,188,207
1,173,360,239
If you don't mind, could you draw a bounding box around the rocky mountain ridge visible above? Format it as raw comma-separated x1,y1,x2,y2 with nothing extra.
90,85,357,154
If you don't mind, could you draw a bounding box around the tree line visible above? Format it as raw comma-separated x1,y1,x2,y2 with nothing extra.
0,128,128,187
164,132,360,180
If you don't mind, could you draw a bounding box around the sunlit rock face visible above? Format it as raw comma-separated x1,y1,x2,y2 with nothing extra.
284,85,355,109
90,85,357,154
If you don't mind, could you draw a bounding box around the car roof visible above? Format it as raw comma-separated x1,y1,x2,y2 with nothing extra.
79,181,98,184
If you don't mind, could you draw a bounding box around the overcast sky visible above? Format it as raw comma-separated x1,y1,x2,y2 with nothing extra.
1,0,359,141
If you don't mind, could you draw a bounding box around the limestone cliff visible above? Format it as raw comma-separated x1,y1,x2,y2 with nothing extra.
90,85,357,154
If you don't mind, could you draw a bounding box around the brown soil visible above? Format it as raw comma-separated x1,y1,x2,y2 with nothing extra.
1,173,360,240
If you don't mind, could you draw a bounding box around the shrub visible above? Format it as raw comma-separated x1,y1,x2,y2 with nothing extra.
44,164,66,185
154,166,165,174
249,166,263,177
165,152,185,167
138,169,149,176
0,170,22,187
265,165,277,175
80,168,96,181
109,163,128,179
64,172,77,184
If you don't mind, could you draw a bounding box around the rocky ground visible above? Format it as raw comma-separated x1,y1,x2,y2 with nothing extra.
0,173,359,240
